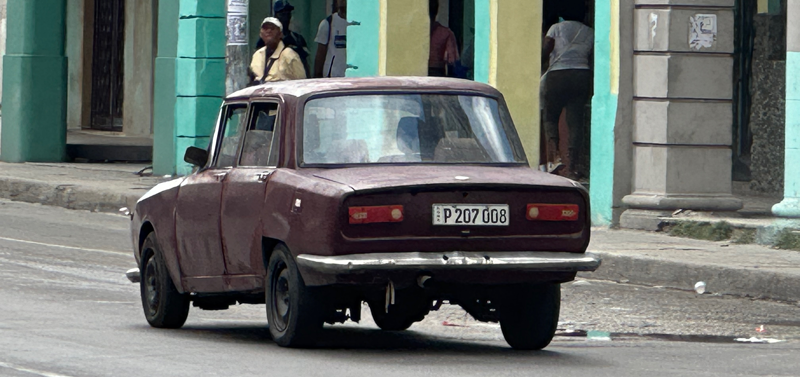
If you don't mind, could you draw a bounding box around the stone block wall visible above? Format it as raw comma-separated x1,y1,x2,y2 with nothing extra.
174,0,226,175
749,13,787,195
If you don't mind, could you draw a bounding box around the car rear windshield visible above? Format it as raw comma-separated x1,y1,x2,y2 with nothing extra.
301,94,528,165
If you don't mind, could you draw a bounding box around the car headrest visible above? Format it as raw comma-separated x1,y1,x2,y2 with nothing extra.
397,117,421,154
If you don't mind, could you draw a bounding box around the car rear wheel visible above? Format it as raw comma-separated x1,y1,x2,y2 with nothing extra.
266,244,323,347
498,283,560,350
368,290,430,331
140,232,190,329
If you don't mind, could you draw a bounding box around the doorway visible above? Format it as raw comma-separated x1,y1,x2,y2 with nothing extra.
90,0,125,131
540,0,594,177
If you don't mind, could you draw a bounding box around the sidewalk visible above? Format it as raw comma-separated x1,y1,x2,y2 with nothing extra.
1,161,799,303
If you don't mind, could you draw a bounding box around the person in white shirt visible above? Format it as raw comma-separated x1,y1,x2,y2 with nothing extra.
540,6,594,182
314,0,348,78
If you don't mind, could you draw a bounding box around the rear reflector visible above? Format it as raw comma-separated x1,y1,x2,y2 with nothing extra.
349,205,404,224
526,204,579,221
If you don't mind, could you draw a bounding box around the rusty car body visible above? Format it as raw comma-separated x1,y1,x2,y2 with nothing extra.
128,77,600,350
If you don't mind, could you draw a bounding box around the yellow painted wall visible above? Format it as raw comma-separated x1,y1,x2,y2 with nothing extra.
383,0,429,76
491,0,542,164
758,0,768,13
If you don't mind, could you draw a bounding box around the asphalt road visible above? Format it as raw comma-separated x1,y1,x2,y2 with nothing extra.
1,199,799,377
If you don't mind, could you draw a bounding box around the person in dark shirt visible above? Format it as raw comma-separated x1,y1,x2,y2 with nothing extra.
256,1,310,78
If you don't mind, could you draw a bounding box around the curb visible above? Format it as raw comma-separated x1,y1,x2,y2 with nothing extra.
0,176,140,215
582,250,800,304
3,174,799,304
621,209,800,249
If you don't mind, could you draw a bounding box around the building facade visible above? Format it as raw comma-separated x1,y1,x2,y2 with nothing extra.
1,0,798,225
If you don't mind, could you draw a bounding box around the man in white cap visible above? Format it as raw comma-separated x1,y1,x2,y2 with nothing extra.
249,17,306,84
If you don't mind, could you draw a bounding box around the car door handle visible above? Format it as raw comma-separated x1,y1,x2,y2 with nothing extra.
256,171,274,183
214,172,228,182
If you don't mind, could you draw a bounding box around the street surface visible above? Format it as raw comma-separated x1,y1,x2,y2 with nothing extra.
1,199,799,376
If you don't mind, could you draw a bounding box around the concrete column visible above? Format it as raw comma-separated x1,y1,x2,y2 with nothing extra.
173,0,226,176
773,0,800,217
152,0,179,175
347,0,429,77
123,0,156,137
1,0,68,162
65,0,88,131
225,0,249,95
621,0,742,224
474,0,542,165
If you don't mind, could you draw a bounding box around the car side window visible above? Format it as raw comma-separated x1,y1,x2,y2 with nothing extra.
240,102,281,167
215,104,248,168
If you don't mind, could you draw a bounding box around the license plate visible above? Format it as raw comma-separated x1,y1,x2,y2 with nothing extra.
432,204,510,226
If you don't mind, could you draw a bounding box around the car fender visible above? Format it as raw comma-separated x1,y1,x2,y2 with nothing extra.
261,170,350,259
133,177,187,293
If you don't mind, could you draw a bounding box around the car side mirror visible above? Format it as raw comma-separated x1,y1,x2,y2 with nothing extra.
184,146,209,167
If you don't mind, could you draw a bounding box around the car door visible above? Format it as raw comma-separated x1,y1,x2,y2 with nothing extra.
174,103,248,289
220,101,282,284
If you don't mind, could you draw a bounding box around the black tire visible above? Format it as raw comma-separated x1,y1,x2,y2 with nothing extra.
498,283,561,350
140,232,190,329
368,291,430,332
266,244,323,347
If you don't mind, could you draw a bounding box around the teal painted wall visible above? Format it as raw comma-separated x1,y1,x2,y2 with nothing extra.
153,0,180,175
774,50,800,216
174,0,227,175
589,0,617,225
249,0,271,49
1,0,68,162
769,0,782,13
346,0,380,77
306,0,330,72
473,0,490,84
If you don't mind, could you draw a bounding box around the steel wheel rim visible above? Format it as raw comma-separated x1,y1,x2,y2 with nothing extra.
270,262,291,332
144,255,159,316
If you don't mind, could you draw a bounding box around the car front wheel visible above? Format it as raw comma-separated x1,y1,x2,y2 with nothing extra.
498,283,560,350
140,232,190,329
266,244,323,347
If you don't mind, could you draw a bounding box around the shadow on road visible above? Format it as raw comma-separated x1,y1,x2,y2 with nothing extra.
145,323,600,363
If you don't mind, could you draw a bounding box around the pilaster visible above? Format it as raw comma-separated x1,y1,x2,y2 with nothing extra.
153,0,180,175
1,0,68,162
174,0,226,176
622,0,743,213
773,0,800,217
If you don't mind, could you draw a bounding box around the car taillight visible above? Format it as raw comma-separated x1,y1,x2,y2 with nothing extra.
349,205,404,224
526,204,579,221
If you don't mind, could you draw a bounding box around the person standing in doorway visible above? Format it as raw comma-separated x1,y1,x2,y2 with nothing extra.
428,0,459,77
265,0,311,78
314,0,348,78
249,17,307,84
541,5,594,181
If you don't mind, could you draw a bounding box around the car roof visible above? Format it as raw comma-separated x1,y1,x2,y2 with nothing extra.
227,76,503,100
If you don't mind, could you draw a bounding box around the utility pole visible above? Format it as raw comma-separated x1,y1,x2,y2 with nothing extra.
226,0,250,95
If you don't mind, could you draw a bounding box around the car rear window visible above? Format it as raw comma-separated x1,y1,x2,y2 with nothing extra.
301,94,528,165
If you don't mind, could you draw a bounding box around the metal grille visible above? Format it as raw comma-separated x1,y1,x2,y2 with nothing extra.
90,0,125,131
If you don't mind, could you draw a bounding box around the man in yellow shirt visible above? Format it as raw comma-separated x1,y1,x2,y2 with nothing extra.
249,17,307,84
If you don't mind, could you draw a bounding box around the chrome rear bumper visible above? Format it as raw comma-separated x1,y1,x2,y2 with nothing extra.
296,251,601,275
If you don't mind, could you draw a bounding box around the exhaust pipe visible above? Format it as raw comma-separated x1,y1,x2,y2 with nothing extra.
417,275,432,288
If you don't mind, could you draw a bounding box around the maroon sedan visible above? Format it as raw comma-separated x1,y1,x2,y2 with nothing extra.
127,77,600,350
